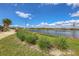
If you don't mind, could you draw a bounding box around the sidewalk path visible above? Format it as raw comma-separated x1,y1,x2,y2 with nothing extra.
0,30,16,40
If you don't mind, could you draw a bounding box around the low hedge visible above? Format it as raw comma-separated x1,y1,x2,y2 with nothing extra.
16,29,38,44
16,29,69,51
37,37,52,50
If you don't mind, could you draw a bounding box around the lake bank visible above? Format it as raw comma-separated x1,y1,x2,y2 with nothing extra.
29,28,79,30
30,29,79,39
27,30,79,55
0,29,79,56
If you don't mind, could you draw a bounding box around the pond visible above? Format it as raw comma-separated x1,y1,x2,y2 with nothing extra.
30,30,79,39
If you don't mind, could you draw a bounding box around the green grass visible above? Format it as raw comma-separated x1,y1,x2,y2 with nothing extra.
1,30,79,56
67,38,79,55
0,34,46,56
35,33,79,55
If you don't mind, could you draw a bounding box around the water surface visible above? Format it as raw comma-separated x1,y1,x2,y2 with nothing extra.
31,30,79,39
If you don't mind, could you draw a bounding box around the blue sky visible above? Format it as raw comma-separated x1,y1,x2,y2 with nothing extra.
0,3,79,28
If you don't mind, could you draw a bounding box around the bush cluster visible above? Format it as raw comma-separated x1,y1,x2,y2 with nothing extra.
16,29,26,41
16,29,38,44
25,33,38,44
54,36,68,50
37,37,52,50
16,29,69,50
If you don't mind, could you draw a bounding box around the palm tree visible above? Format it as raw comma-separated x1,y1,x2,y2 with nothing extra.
0,25,3,31
3,18,12,31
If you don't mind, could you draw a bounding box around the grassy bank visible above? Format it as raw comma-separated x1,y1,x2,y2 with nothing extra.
0,29,79,56
0,34,46,56
39,34,79,55
15,29,79,56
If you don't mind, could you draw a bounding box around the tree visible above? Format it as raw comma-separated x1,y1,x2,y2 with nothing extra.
0,25,3,31
3,18,12,31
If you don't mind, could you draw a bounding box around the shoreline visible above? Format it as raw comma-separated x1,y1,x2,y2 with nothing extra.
29,28,79,30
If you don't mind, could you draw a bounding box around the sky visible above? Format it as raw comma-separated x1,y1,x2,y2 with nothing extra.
0,3,79,28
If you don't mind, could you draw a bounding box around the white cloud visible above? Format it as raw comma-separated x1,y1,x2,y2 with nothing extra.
41,3,59,5
35,22,49,28
10,3,18,7
33,20,79,28
34,21,64,28
14,3,18,6
16,11,32,19
10,25,21,27
38,3,59,8
66,3,79,8
10,20,79,28
26,24,29,27
72,3,79,8
70,11,79,17
29,17,32,19
13,3,25,6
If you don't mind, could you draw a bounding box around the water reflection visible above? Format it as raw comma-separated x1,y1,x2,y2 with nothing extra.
31,30,79,39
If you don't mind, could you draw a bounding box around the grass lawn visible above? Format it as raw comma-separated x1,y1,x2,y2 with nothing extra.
67,38,79,55
0,34,46,56
0,32,79,56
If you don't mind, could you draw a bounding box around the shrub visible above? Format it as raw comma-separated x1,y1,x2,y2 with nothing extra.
54,36,69,50
37,37,52,50
16,29,38,44
16,29,26,41
25,33,38,44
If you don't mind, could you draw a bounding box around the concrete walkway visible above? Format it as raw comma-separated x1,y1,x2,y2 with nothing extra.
0,30,16,40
